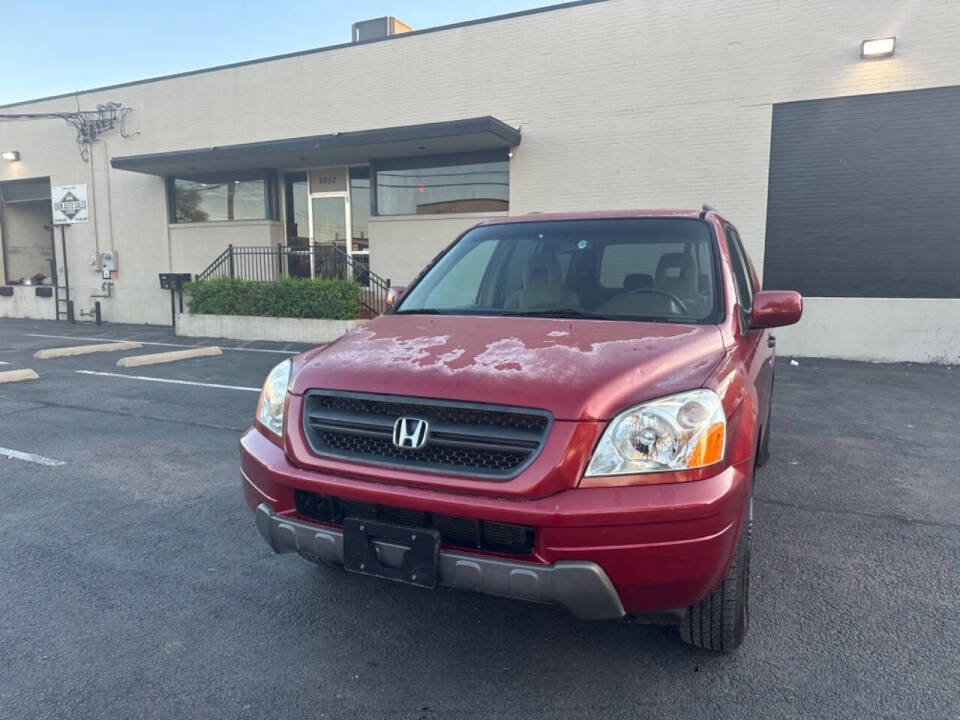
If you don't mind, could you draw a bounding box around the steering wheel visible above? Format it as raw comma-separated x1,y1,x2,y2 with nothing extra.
626,288,689,314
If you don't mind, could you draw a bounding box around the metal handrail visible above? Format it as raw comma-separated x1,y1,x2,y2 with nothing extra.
195,244,392,316
196,246,232,281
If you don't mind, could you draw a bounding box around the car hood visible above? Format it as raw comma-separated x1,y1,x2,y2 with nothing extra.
290,315,726,421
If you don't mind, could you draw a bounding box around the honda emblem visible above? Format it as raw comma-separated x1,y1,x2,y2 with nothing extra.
392,416,429,450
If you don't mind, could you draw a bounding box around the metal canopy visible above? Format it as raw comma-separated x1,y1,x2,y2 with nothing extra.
110,116,521,176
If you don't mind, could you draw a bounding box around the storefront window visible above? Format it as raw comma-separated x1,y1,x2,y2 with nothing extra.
375,156,508,216
349,167,370,251
284,172,308,243
169,171,276,223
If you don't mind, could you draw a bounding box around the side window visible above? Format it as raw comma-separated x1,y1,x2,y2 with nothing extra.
725,226,754,311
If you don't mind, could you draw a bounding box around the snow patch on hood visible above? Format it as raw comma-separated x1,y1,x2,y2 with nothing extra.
316,326,699,381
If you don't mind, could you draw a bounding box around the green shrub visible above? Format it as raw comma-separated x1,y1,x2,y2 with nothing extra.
184,277,361,320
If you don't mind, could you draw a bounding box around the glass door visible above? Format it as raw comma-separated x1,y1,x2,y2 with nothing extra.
310,196,347,250
308,194,348,279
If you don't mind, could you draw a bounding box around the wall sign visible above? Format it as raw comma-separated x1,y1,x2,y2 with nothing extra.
308,167,347,193
51,184,89,224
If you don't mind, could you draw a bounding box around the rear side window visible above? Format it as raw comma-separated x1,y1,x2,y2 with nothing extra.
598,242,684,288
725,226,754,311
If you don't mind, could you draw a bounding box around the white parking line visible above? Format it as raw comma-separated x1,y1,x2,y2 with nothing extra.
25,333,298,355
0,446,67,467
76,370,260,392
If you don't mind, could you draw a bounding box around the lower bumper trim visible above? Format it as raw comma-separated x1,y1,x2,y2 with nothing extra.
254,503,625,621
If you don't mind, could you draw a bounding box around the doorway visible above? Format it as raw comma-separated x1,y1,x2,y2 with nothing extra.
284,166,370,280
306,167,351,280
308,194,348,278
0,178,54,286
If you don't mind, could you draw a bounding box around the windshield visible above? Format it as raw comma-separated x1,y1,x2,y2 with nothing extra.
395,218,721,323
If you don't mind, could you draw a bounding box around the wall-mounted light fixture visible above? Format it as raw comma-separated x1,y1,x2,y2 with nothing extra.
1,150,20,161
860,37,896,59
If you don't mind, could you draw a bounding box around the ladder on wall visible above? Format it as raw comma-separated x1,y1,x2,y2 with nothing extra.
53,284,73,322
50,226,74,323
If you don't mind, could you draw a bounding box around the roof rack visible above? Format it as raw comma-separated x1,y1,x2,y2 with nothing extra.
699,204,716,219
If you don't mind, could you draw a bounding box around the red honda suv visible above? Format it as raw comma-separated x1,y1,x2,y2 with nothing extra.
241,208,802,651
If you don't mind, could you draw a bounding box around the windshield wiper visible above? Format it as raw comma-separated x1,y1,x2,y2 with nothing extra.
394,308,695,323
503,309,693,323
502,308,600,318
392,308,451,315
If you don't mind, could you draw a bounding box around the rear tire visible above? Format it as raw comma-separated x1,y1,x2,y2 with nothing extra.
678,495,752,652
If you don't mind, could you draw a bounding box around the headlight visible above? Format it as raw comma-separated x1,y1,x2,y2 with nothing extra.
584,389,726,478
256,360,291,437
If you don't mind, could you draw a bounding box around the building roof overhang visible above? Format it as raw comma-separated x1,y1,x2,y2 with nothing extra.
110,116,520,176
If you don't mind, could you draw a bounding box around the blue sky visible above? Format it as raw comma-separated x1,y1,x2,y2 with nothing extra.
1,1,553,106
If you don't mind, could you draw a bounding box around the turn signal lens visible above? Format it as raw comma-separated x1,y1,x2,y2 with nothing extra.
686,421,725,468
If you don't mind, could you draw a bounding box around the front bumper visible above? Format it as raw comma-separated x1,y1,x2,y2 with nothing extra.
254,503,625,620
242,427,750,616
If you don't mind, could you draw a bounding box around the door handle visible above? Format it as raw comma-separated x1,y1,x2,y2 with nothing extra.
768,335,776,348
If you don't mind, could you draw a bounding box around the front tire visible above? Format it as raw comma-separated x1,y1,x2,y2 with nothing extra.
756,378,774,468
299,551,338,568
678,495,752,651
756,415,771,468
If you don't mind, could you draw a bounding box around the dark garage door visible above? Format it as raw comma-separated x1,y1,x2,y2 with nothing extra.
763,86,960,298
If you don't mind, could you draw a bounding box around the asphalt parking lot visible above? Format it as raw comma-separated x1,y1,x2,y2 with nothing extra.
1,317,957,719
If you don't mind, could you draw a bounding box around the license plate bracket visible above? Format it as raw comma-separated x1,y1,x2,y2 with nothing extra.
342,517,440,589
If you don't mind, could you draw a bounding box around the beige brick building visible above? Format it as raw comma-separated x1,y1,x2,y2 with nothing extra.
1,0,958,362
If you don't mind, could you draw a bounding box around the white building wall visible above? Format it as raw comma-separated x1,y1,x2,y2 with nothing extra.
368,212,505,284
169,221,283,276
0,0,957,360
776,298,960,365
0,286,56,319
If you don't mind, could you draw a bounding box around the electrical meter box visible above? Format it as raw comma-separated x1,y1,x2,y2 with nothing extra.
101,251,118,279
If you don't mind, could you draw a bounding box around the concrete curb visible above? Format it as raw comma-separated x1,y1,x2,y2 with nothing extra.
34,341,142,359
0,368,40,383
175,312,364,344
116,346,222,367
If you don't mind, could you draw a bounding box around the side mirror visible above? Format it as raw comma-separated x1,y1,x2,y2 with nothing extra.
750,290,803,329
385,285,407,312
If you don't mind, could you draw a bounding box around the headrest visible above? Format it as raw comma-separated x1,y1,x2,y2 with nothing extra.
623,273,653,291
656,253,695,281
523,253,562,287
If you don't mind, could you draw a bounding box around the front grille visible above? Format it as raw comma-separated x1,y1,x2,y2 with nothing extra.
301,390,551,478
294,489,535,555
